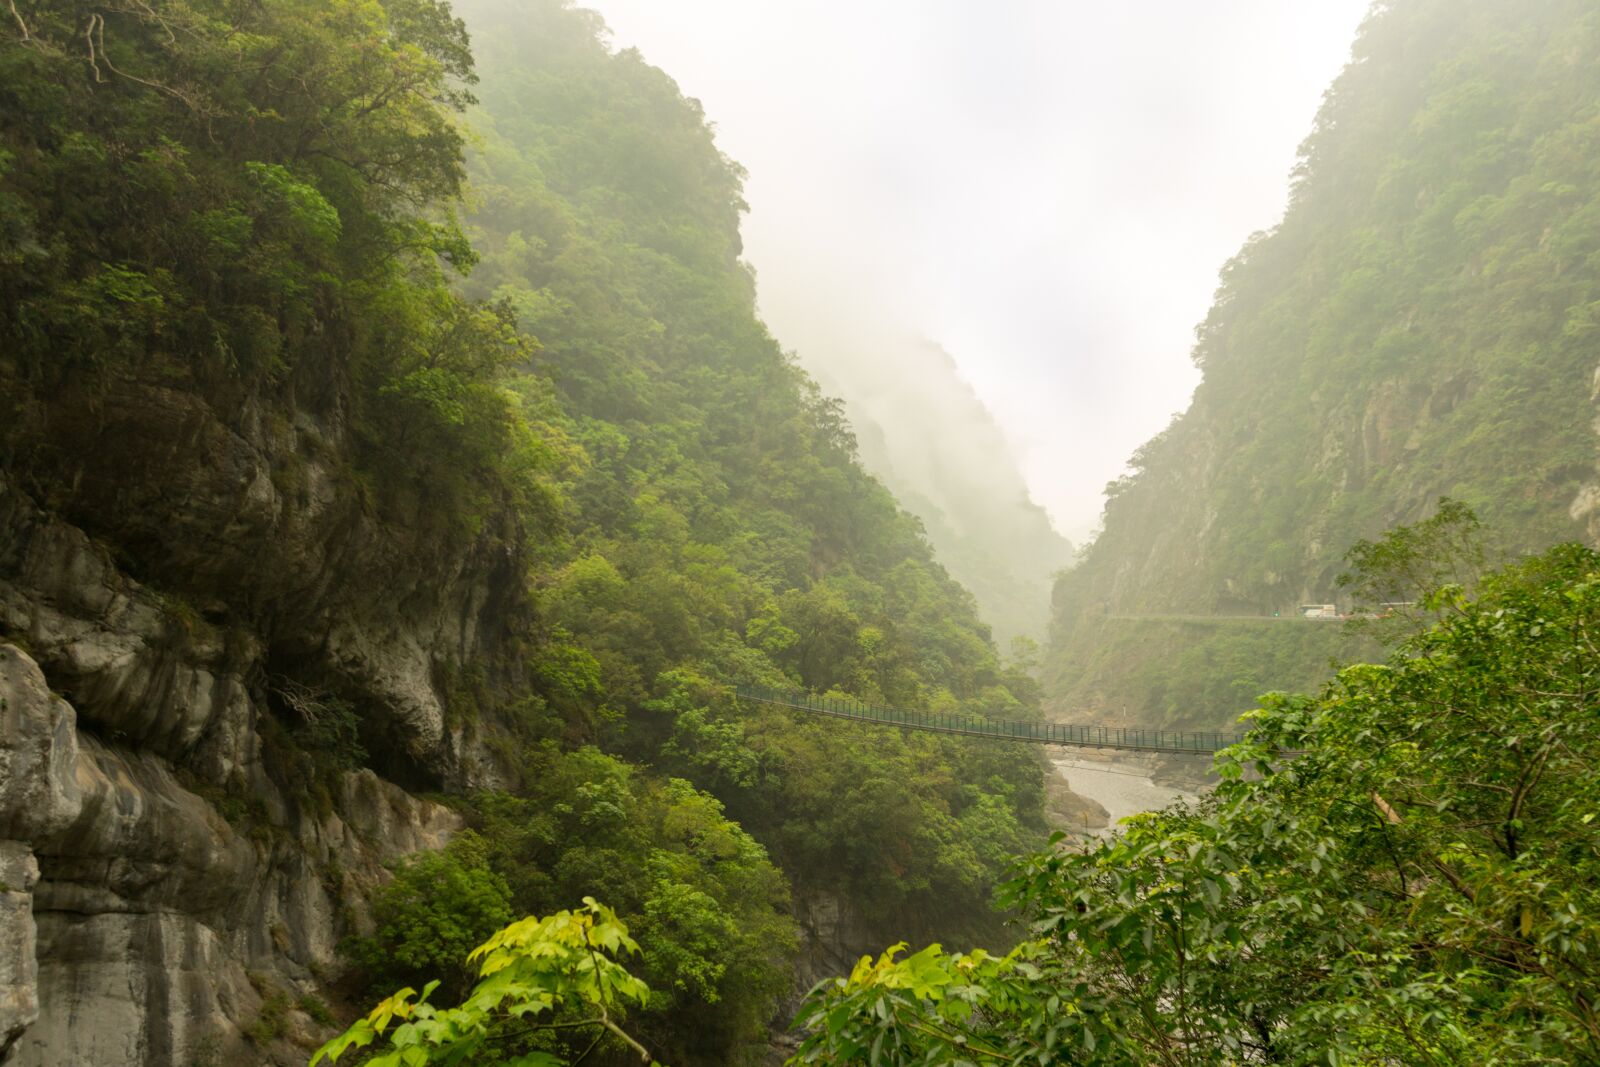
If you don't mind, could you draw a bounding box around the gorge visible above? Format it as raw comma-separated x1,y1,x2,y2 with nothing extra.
5,0,1600,1064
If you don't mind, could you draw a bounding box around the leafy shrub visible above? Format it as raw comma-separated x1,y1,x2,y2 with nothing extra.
346,831,513,1002
315,900,653,1066
799,543,1600,1063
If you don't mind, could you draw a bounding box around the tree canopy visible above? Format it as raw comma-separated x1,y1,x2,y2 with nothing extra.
800,541,1600,1064
1048,0,1600,730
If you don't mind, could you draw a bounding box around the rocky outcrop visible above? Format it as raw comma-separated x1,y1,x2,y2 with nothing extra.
4,374,521,789
789,893,876,1009
0,368,521,1062
0,842,40,1056
0,633,462,1065
0,642,75,1058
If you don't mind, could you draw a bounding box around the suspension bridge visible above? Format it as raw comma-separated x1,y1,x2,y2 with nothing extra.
735,686,1245,755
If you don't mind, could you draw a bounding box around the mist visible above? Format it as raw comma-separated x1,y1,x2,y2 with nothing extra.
805,323,1075,647
580,0,1371,542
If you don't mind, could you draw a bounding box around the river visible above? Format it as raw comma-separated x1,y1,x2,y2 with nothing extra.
1052,755,1199,834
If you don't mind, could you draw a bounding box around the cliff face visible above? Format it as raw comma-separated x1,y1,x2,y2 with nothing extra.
1047,0,1600,728
0,369,520,1063
0,6,541,1051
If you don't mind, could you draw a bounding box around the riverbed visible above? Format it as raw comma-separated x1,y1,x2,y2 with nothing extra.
1052,756,1199,834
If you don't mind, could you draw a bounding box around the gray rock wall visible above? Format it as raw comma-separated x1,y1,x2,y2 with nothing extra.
0,633,462,1065
0,374,516,1063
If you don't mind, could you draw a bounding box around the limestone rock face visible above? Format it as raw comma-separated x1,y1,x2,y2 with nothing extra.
0,384,516,791
0,372,509,1064
0,644,80,1059
788,893,875,1015
0,632,464,1066
0,644,82,844
0,843,41,1057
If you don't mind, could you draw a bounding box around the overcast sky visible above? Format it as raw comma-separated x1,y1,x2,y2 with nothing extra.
583,1,1372,540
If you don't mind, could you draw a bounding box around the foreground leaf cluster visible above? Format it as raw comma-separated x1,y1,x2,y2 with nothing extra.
799,543,1600,1064
315,899,654,1067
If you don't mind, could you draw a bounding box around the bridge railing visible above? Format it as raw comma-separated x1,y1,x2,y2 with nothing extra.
734,685,1246,755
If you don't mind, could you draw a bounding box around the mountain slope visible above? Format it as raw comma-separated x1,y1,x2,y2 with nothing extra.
805,335,1074,648
457,0,1050,1001
1048,0,1600,728
0,1,1047,1063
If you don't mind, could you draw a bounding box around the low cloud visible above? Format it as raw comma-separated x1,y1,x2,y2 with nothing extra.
587,0,1370,540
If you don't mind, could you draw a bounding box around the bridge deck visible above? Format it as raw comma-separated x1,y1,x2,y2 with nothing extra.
736,686,1242,755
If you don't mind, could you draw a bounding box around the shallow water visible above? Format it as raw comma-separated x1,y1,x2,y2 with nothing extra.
1052,757,1198,834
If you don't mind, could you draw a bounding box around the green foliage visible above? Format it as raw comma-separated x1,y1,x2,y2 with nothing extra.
1043,615,1368,731
297,994,336,1028
256,680,372,819
6,2,1052,1064
246,989,293,1048
1051,0,1600,728
450,0,1049,977
296,701,369,776
1046,501,1486,732
314,899,655,1067
1,0,474,378
460,748,796,1066
1339,496,1487,617
799,543,1600,1063
347,831,515,1002
0,0,533,538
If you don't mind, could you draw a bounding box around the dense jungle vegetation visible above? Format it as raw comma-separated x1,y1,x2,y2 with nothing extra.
795,535,1600,1065
8,0,1600,1062
1047,0,1600,730
318,529,1600,1064
0,0,1045,1063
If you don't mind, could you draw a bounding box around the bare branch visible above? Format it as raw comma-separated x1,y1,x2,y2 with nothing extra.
8,0,30,42
268,676,336,724
601,1015,653,1064
84,13,105,81
92,9,203,108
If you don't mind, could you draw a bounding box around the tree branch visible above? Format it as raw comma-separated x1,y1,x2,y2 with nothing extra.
569,1028,606,1067
8,0,30,42
601,1015,652,1064
1373,791,1476,902
91,10,203,108
84,13,105,81
1505,742,1553,861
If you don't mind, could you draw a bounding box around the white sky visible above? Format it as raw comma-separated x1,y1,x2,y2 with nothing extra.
584,1,1372,540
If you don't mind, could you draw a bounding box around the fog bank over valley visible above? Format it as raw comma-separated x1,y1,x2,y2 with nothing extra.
586,0,1370,541
802,319,1075,646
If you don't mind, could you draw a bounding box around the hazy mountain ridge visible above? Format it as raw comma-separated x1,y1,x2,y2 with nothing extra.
1047,0,1600,729
801,335,1074,647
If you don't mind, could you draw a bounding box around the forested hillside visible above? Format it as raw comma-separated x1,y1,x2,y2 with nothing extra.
0,2,1045,1064
801,334,1074,648
1048,0,1600,729
454,0,1046,961
799,537,1600,1064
